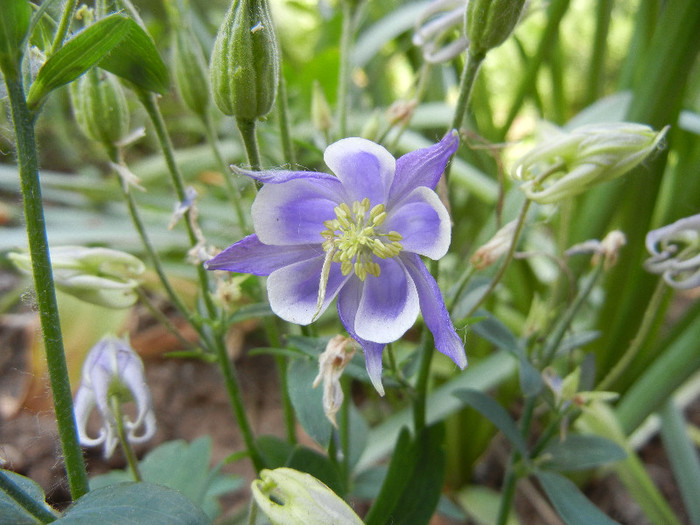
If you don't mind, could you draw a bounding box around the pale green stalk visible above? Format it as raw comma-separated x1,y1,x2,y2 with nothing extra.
111,397,143,482
48,0,78,56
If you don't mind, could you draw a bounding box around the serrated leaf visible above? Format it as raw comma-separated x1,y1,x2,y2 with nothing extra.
26,14,130,108
55,482,210,524
0,469,55,525
536,470,620,525
541,434,627,471
453,389,529,457
364,424,446,525
98,18,168,94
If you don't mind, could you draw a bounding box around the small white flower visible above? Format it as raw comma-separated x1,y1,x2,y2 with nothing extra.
644,213,700,290
74,337,156,458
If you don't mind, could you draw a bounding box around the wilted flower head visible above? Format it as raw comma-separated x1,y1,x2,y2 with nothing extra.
8,246,144,308
565,230,626,270
205,132,467,394
471,220,517,269
512,123,669,204
252,468,363,525
313,335,355,426
74,336,156,458
413,0,469,64
644,213,700,290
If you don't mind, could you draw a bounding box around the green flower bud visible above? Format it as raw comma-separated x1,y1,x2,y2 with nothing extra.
9,246,145,309
172,27,211,118
466,0,526,56
70,67,129,148
210,0,280,120
252,468,363,525
512,122,669,204
0,0,31,77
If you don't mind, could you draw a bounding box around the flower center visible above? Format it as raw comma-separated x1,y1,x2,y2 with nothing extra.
321,197,403,281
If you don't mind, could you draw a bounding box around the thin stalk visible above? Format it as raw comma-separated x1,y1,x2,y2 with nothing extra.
202,113,248,232
111,397,143,482
134,287,193,351
336,0,354,137
48,0,78,56
247,499,259,525
597,278,669,391
276,74,296,165
236,118,263,171
585,0,613,106
450,50,486,133
137,90,217,318
4,74,89,500
463,199,531,319
339,376,351,487
0,470,57,524
447,265,476,312
413,260,439,433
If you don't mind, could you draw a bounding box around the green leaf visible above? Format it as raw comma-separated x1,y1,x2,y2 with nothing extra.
227,302,274,323
285,447,344,497
55,482,211,524
536,470,619,525
541,434,626,472
0,0,31,76
456,485,520,525
90,437,241,520
26,14,131,108
256,435,295,468
287,357,332,448
98,18,168,94
0,469,55,525
364,424,446,525
453,389,529,457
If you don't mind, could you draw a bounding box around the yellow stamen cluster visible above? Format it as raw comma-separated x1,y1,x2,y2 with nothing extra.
321,197,403,281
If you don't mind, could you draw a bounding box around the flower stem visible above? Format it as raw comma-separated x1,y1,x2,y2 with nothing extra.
0,470,57,524
336,0,355,138
111,396,143,482
464,199,531,319
597,278,670,391
236,118,263,171
276,74,296,165
48,0,78,56
4,73,89,501
449,50,486,133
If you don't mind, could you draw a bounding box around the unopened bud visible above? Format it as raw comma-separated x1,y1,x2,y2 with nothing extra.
70,68,130,148
512,122,669,204
171,27,211,119
210,0,280,120
471,220,517,269
466,0,526,56
252,468,363,525
9,245,144,308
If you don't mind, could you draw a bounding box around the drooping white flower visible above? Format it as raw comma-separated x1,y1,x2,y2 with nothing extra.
644,213,700,290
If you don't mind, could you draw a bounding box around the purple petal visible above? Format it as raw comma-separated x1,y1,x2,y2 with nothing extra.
402,253,467,369
389,130,459,204
337,281,386,396
252,179,343,245
353,258,419,344
267,255,351,325
205,234,320,276
232,165,340,186
384,186,451,259
324,138,396,205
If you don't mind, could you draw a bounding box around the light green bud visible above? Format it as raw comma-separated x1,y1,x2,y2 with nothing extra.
251,468,363,525
9,246,145,309
210,0,280,120
512,122,669,204
466,0,526,56
172,27,211,118
70,68,130,148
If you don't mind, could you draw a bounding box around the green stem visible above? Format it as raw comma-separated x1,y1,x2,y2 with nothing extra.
597,278,669,391
202,113,248,232
450,50,486,133
236,118,262,171
0,470,57,524
134,287,193,351
276,74,296,165
111,396,143,482
336,0,354,137
48,0,78,56
585,0,613,106
463,199,531,319
4,73,89,500
137,90,217,318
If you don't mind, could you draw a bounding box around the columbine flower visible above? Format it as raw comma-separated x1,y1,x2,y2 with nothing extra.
643,213,700,290
413,0,469,64
74,336,156,458
512,123,669,204
252,468,363,525
205,132,467,394
312,335,355,426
